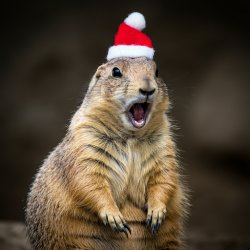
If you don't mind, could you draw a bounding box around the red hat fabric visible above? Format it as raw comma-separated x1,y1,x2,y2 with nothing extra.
107,12,154,60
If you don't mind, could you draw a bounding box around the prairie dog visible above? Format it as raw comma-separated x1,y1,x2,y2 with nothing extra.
26,57,187,249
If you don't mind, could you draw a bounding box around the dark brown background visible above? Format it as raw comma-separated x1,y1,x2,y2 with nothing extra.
0,0,250,246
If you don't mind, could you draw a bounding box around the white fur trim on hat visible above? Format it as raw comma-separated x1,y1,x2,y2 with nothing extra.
124,12,146,31
107,45,154,60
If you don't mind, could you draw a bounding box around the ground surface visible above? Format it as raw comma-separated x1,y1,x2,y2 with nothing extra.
1,221,249,250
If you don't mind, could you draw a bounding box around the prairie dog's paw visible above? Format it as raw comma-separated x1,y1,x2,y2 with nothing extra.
99,208,131,238
146,205,167,235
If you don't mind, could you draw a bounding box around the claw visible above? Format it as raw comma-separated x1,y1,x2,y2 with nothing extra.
114,225,119,232
151,224,156,235
121,227,129,238
156,222,160,232
113,218,120,233
124,223,131,234
104,214,108,226
146,216,152,227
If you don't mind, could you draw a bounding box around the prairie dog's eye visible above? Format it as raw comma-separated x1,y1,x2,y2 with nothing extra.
155,69,159,77
112,67,122,77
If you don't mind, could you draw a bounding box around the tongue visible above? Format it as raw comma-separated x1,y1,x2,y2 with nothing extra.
132,104,145,121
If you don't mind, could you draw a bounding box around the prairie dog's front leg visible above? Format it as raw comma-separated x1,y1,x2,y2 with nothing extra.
70,168,131,237
146,154,177,235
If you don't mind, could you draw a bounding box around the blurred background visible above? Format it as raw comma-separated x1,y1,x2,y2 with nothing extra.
0,0,250,249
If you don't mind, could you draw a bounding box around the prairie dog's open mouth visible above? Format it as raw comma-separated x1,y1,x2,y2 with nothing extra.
127,102,151,128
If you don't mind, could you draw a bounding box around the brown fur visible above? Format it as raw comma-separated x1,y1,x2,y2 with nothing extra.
26,57,188,249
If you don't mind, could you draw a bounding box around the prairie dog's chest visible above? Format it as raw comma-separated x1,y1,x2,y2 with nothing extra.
109,136,164,207
127,141,145,183
123,139,154,206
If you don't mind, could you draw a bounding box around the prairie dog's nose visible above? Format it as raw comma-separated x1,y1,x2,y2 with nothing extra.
139,77,156,96
139,88,155,96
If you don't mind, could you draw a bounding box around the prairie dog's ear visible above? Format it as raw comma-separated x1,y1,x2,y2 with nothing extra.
95,64,105,78
87,64,106,92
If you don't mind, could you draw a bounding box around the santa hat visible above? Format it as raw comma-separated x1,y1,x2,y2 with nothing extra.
107,12,154,61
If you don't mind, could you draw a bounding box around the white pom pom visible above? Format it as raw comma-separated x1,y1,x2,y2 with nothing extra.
124,12,146,31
